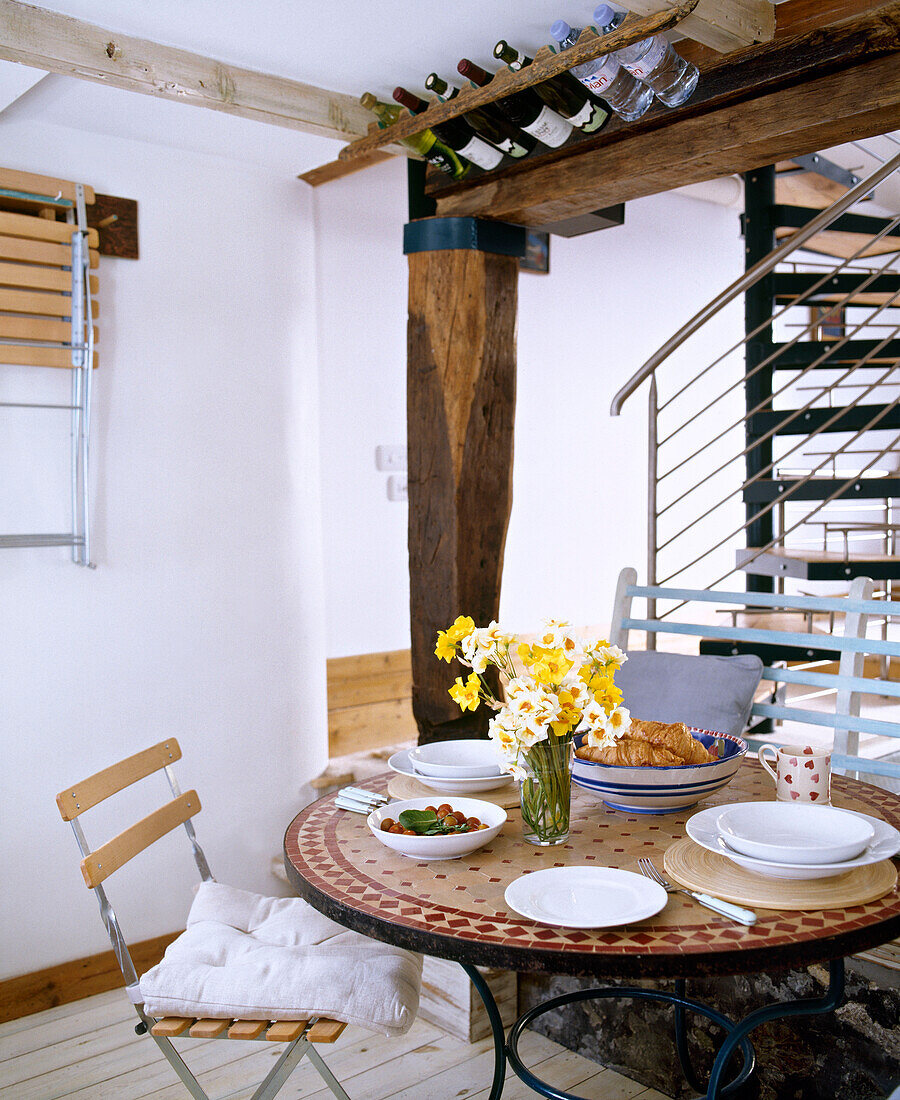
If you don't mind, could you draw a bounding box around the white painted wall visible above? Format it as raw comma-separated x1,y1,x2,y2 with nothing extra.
0,119,328,976
312,157,746,654
1,114,745,979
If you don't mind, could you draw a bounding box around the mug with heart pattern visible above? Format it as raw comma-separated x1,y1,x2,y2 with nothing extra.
759,744,832,804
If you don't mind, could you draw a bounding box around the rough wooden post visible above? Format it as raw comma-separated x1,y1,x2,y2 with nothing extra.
404,217,524,745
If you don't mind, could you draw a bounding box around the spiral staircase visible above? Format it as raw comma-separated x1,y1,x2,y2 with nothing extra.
612,140,900,666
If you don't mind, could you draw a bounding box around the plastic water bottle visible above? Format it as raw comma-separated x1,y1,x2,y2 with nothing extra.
593,4,699,108
549,20,653,122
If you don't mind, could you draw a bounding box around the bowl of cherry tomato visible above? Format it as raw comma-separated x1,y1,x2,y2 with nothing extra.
367,796,507,860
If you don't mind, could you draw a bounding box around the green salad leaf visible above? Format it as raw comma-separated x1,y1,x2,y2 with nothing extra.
398,809,469,835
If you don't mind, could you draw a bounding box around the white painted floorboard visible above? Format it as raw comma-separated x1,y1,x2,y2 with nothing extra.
0,991,672,1100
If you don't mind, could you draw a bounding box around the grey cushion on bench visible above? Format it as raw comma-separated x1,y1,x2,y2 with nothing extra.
617,651,764,737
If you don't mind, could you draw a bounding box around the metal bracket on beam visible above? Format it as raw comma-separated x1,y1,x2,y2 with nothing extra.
403,217,526,258
783,153,860,189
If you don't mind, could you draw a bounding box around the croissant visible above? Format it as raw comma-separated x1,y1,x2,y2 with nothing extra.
577,739,683,766
628,719,713,765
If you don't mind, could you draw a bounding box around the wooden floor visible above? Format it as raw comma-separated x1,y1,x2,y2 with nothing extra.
0,989,672,1100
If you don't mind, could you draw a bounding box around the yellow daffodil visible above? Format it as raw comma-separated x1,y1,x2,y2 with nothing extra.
434,630,457,663
446,615,476,642
448,672,481,712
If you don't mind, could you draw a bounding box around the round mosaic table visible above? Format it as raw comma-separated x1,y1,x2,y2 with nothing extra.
283,763,900,1100
284,763,900,979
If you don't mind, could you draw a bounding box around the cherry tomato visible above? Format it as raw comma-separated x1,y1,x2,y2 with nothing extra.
380,818,396,832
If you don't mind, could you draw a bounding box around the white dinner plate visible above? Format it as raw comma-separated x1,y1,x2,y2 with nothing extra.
504,866,668,928
388,750,513,793
686,802,900,880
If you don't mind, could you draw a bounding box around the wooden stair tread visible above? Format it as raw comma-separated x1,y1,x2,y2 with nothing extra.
775,225,900,259
743,547,898,563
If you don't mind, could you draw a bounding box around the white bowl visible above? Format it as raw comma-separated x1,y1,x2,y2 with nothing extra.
716,802,875,864
686,803,899,880
367,797,507,860
388,750,513,793
572,730,746,814
409,739,504,778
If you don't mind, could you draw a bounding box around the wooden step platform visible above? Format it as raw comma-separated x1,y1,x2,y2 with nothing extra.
737,547,900,581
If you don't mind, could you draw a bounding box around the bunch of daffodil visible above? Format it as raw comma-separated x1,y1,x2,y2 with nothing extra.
434,616,631,779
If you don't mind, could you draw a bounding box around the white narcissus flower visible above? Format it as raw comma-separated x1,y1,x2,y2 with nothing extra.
605,706,631,738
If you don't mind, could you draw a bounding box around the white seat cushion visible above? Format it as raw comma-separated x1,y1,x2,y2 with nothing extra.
139,882,421,1037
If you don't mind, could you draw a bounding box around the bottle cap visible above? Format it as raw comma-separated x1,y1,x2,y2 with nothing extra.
359,92,376,110
593,4,615,25
550,20,571,42
457,58,488,85
392,86,425,113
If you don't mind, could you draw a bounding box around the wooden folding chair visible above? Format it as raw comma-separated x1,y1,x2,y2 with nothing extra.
56,739,354,1100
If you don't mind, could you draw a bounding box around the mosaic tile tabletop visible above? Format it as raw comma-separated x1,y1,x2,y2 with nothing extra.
284,763,900,978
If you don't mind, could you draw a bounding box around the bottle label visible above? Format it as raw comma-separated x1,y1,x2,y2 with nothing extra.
578,55,620,92
425,138,467,178
492,136,530,157
458,134,504,170
566,98,608,133
622,37,667,79
521,105,571,148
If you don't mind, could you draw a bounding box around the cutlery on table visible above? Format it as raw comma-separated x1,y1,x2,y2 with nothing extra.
638,857,757,926
335,787,390,814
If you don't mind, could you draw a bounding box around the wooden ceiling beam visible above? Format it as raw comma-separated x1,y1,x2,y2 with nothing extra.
628,0,774,51
0,0,370,142
431,3,900,225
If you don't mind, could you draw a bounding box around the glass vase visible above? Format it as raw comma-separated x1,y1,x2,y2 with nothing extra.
517,735,574,846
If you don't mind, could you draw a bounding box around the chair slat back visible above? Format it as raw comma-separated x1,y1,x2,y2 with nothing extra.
80,789,201,888
610,569,900,783
57,739,182,821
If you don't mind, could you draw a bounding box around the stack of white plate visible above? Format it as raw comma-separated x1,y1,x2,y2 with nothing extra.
686,801,900,880
388,739,512,793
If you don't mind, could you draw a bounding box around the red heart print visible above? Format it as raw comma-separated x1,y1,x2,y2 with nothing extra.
812,773,819,783
784,774,793,784
791,790,800,799
810,792,819,800
805,760,815,770
803,746,814,755
789,758,798,767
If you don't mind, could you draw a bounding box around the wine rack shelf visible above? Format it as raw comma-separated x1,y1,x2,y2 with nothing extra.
339,0,700,163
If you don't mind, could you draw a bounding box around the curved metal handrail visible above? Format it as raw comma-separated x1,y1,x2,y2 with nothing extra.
610,148,900,415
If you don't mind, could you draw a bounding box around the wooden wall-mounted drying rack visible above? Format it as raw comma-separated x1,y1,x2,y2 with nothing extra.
0,166,99,566
339,1,700,164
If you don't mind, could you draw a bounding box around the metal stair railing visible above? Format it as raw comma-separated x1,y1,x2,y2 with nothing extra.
610,149,900,629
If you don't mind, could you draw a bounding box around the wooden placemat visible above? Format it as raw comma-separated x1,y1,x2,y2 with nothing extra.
387,773,520,808
664,837,898,911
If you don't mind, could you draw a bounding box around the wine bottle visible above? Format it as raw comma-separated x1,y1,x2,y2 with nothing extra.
493,40,610,134
424,73,536,159
549,20,653,122
360,92,470,180
456,58,573,149
392,87,504,171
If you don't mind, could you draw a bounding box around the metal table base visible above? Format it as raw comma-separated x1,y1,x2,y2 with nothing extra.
465,957,846,1100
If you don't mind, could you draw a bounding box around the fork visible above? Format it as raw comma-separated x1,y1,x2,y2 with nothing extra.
638,858,757,925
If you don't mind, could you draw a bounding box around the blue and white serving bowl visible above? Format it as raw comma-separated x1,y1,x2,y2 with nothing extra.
573,729,747,814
